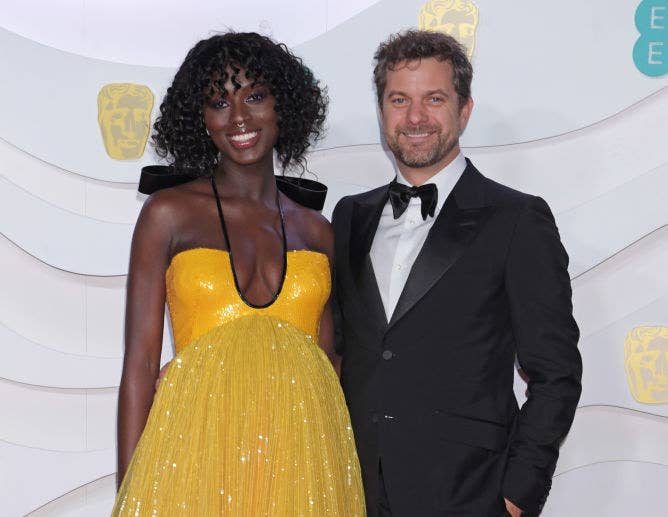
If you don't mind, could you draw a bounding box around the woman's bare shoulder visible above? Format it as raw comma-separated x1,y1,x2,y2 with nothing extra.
139,179,211,226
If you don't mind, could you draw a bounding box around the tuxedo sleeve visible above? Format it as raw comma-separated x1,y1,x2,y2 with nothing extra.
330,199,347,356
502,196,582,514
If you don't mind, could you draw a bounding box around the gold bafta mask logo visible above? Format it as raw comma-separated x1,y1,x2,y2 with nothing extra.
418,0,480,59
98,83,154,160
624,326,668,404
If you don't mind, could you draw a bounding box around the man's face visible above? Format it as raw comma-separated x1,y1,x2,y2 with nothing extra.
380,58,472,178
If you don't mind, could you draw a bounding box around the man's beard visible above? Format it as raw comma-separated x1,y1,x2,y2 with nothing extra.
385,125,456,169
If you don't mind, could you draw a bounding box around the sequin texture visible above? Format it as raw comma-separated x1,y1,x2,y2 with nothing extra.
112,249,365,515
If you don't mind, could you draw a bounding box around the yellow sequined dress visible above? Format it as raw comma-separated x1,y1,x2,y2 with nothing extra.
112,248,365,516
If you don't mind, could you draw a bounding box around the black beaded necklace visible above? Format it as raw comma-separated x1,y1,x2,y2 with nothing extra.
210,176,288,309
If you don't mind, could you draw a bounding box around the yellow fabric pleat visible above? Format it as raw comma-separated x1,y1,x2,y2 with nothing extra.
112,250,365,516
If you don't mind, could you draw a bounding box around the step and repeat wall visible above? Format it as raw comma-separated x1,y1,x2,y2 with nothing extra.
1,1,667,515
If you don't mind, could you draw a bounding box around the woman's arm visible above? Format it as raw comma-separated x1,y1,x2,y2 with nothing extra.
309,213,342,376
116,194,174,488
319,301,341,376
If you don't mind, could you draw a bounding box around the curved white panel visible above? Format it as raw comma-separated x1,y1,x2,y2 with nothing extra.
297,0,668,149
1,340,169,452
571,225,668,415
305,145,395,218
3,2,667,178
0,1,379,67
467,88,668,215
85,182,143,224
0,137,143,223
85,390,119,453
1,380,172,455
573,225,668,341
0,236,87,354
0,236,175,362
0,439,113,517
0,380,87,450
0,137,86,214
577,296,668,417
27,475,116,517
0,323,120,388
556,406,668,475
543,461,668,517
558,163,668,277
0,310,174,390
83,275,128,359
0,380,118,453
0,26,168,182
0,176,133,275
307,145,394,186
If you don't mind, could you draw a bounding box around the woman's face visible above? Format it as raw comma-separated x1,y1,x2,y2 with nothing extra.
203,68,279,167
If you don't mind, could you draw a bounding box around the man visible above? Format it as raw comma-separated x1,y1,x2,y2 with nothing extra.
331,30,582,517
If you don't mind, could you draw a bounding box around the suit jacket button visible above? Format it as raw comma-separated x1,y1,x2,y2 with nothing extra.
371,413,379,423
382,350,394,360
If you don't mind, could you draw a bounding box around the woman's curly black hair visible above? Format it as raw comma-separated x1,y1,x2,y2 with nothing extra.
153,32,328,175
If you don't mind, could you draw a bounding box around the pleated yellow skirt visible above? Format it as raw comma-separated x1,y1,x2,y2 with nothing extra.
112,314,365,516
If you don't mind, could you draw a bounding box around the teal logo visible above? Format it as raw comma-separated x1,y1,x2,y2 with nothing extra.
634,1,668,76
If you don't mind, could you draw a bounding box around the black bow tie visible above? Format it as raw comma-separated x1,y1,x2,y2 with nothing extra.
388,180,438,220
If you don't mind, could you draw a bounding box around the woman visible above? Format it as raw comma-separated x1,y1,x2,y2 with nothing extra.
112,32,365,515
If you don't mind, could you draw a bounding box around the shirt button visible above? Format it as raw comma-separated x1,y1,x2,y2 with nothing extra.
408,219,415,226
396,264,403,271
382,350,394,360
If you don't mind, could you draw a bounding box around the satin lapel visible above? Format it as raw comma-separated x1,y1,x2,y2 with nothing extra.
349,186,390,330
355,254,388,328
387,164,494,329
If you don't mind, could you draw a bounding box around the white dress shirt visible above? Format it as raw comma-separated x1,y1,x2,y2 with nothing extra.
370,153,467,320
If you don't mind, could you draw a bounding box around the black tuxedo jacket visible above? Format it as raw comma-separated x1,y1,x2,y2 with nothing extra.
331,161,582,517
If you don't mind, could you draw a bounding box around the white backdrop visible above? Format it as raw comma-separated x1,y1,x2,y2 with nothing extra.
1,1,667,515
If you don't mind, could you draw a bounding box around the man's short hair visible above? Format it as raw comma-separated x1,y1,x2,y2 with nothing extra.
373,29,473,108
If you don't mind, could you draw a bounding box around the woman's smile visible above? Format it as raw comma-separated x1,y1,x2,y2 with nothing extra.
227,129,261,149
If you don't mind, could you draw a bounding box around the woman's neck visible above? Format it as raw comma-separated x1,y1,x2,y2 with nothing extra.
213,155,277,203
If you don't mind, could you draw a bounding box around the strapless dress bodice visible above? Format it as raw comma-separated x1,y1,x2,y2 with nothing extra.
165,248,330,352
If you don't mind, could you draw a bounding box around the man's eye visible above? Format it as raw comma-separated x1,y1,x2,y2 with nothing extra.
430,97,444,104
392,97,406,105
